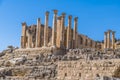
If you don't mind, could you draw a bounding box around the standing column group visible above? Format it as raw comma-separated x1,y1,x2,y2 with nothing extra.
104,30,115,49
21,10,80,49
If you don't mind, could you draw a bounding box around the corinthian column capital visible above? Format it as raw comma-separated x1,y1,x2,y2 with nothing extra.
45,11,49,16
112,31,115,35
61,13,66,18
68,15,72,19
74,17,78,21
53,10,58,14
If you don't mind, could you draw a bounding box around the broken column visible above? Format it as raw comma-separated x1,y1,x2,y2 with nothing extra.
52,10,58,47
67,15,72,49
73,17,78,48
112,31,115,49
44,11,49,47
35,18,41,47
60,13,66,48
104,32,107,49
21,22,27,48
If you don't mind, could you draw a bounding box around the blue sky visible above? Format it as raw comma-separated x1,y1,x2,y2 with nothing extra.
0,0,120,51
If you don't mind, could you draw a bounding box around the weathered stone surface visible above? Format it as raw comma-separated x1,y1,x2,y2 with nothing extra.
0,47,120,80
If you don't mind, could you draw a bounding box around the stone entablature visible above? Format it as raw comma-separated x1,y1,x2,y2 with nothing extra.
57,59,120,80
21,10,99,50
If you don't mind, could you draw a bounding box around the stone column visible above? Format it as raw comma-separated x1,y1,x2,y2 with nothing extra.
56,16,61,48
52,10,58,47
73,17,78,48
35,18,41,47
44,11,49,47
60,13,66,48
112,31,115,49
21,22,27,48
27,30,32,48
29,31,33,48
107,30,111,48
104,32,107,49
67,15,72,49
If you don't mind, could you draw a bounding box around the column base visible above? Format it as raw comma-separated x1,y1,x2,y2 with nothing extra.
51,45,56,49
42,46,48,48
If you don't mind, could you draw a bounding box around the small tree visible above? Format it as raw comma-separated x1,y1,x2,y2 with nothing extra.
7,45,14,49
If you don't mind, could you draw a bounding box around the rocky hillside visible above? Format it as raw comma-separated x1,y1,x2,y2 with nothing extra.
0,47,120,80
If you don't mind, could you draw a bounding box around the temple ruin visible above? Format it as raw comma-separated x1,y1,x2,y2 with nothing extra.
1,10,120,80
21,10,100,50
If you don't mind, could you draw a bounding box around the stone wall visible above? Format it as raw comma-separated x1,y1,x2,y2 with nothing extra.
57,59,120,80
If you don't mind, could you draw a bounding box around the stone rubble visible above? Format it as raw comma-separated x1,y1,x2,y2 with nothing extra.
0,47,120,80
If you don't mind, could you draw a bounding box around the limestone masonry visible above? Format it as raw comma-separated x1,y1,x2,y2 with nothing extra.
0,10,120,80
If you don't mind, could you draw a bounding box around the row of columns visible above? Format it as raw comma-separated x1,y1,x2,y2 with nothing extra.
21,10,78,49
51,10,78,49
22,10,113,50
104,30,115,49
35,11,49,48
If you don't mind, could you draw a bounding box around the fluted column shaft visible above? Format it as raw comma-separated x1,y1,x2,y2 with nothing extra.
73,17,78,48
112,31,115,49
27,30,32,48
36,18,41,47
104,32,107,49
44,11,49,46
21,22,27,48
67,15,72,49
52,10,58,47
107,31,111,48
60,13,65,48
56,16,61,48
27,32,30,48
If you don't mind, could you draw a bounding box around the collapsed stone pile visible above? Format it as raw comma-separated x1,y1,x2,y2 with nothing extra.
26,64,57,80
